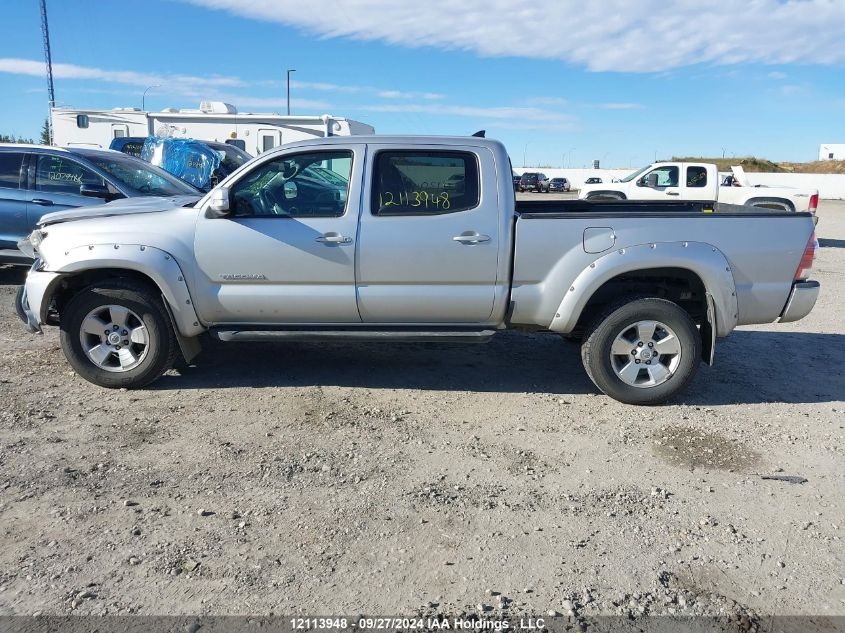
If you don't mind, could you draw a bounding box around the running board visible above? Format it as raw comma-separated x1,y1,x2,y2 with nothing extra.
212,329,497,343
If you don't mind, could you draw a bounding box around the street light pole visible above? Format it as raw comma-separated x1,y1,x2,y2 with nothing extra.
142,84,160,111
523,141,531,167
286,69,296,115
568,147,576,168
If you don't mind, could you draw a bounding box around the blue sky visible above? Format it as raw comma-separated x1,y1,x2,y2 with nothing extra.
1,0,843,167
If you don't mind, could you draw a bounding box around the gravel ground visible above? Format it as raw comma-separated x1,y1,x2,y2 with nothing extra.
0,199,842,622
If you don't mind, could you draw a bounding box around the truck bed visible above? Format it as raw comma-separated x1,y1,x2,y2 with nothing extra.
510,199,816,331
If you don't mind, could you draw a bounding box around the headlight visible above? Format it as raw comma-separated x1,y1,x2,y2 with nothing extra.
17,229,47,260
30,229,47,248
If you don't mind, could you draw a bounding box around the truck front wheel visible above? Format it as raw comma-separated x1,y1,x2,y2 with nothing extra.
580,298,700,405
59,280,178,389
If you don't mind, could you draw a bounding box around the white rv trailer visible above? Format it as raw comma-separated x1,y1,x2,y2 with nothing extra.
50,101,374,155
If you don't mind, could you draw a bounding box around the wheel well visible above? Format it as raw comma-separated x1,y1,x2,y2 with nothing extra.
744,197,795,212
585,191,627,201
573,267,708,335
44,268,162,325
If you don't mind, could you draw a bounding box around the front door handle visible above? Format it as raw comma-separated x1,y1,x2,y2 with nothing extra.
453,233,491,244
315,233,352,244
31,199,54,206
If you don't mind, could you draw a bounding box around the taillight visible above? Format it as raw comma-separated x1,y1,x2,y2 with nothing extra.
808,193,818,214
794,232,817,281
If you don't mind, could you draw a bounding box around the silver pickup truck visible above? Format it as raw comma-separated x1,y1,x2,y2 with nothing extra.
17,136,820,405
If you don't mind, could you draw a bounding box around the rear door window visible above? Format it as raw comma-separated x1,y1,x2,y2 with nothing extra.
372,150,479,215
686,166,708,187
34,155,105,195
0,152,23,189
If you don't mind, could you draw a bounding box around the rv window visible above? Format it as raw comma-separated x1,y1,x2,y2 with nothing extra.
226,139,246,151
76,114,89,129
262,136,276,152
113,128,127,139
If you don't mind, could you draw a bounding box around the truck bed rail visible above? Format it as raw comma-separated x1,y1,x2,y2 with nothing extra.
516,199,811,219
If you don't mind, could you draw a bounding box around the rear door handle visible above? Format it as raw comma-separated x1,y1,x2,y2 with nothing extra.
453,233,491,244
665,191,680,196
31,199,54,206
315,233,352,244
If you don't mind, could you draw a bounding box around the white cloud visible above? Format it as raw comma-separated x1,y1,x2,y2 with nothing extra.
1,57,446,107
291,79,362,93
183,0,845,72
361,102,576,130
222,95,333,110
0,57,243,88
525,97,568,106
377,89,445,100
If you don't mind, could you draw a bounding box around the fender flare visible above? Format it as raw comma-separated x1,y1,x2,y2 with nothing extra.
548,241,738,337
41,243,205,337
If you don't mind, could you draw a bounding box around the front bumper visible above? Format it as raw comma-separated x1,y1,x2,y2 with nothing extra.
778,280,820,323
19,284,41,333
19,265,63,334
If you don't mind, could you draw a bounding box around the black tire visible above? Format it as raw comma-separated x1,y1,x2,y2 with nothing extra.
581,298,700,405
59,280,178,388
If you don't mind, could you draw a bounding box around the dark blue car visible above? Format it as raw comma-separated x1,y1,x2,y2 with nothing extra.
110,137,252,192
0,144,199,263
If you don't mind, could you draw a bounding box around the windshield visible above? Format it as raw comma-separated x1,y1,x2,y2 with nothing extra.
521,173,538,180
86,153,200,196
207,143,251,172
551,178,565,182
618,165,652,183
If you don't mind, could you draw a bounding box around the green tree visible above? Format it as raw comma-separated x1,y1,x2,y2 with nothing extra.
40,118,51,145
0,133,35,144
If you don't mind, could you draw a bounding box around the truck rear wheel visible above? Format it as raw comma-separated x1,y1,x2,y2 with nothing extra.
59,280,178,389
580,298,700,405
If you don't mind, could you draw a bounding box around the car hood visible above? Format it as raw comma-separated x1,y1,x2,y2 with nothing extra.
38,195,201,227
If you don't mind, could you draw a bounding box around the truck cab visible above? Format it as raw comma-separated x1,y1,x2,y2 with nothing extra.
585,162,717,201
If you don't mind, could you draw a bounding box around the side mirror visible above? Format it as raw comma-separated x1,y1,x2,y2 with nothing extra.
80,184,117,200
207,187,231,217
645,172,659,188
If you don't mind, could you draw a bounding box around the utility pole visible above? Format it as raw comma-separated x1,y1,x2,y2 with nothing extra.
39,0,55,144
286,69,296,115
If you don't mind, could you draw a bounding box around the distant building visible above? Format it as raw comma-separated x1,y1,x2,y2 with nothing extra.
819,144,845,161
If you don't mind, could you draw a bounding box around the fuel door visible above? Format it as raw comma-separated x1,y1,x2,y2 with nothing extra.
583,227,616,254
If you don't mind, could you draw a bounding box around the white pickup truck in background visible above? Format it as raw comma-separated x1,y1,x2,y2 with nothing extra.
579,162,819,214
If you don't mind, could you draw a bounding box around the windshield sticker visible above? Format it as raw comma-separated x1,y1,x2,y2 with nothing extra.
379,191,451,209
47,171,83,184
